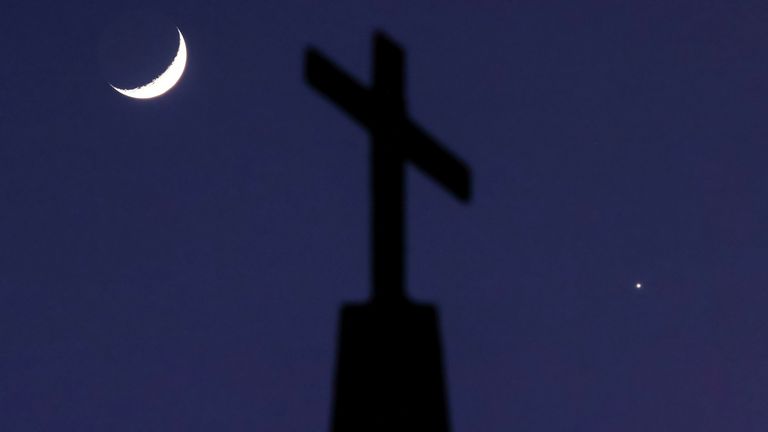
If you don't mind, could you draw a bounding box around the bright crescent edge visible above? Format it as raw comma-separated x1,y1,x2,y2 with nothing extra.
110,28,187,99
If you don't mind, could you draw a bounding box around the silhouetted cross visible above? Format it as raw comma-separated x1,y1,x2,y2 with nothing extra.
306,32,471,302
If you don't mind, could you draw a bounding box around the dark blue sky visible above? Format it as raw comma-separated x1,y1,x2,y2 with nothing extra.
2,0,768,430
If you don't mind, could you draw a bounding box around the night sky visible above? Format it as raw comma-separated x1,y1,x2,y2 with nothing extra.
2,0,768,430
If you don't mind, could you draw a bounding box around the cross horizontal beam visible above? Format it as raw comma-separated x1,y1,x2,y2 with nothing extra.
305,50,471,201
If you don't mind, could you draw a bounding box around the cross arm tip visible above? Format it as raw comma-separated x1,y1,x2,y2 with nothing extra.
455,165,473,203
304,47,326,82
405,123,473,203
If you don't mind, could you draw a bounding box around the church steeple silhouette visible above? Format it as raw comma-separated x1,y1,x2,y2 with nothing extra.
306,32,471,432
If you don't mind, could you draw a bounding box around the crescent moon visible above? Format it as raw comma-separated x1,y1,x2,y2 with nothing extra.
110,28,187,99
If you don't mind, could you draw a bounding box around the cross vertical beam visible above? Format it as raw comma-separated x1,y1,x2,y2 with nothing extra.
371,35,406,301
305,32,471,303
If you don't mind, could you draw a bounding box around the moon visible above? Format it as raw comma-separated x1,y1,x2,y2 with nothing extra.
110,28,187,99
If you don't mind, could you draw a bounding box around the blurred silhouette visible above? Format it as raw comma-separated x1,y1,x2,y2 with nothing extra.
306,32,471,432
